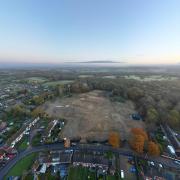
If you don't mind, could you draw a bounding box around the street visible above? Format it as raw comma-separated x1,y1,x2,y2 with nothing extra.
1,143,180,179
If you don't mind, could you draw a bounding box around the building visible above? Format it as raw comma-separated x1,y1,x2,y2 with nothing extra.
73,151,109,168
37,150,73,166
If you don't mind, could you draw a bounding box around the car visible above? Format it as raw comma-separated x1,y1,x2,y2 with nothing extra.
120,170,125,179
71,142,77,146
64,149,73,153
174,160,180,165
130,166,136,173
5,157,9,161
167,145,176,155
158,163,163,168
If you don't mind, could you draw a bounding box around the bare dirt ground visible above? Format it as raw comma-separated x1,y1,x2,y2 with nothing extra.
42,90,145,142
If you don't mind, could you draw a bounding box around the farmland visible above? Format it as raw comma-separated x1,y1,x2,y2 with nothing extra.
25,77,48,83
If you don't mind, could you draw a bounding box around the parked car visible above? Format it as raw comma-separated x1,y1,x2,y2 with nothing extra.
174,160,180,165
120,170,125,179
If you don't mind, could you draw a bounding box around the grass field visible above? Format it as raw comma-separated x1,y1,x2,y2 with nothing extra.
124,75,177,81
26,77,48,83
106,175,117,180
5,153,37,179
68,166,96,180
43,80,74,87
78,75,94,78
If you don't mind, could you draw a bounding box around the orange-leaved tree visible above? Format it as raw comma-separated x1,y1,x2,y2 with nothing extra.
131,128,148,141
148,141,160,156
130,134,145,153
108,132,121,148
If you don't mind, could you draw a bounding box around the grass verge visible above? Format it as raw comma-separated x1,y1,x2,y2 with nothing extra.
5,153,37,179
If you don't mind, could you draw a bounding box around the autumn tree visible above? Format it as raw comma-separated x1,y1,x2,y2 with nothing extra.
108,132,121,148
131,128,148,141
130,134,145,153
148,141,160,156
129,128,148,153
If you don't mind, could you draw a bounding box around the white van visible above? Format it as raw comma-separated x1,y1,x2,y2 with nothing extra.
120,170,124,179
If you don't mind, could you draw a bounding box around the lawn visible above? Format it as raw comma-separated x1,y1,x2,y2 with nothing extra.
68,166,96,180
106,175,117,180
32,133,42,146
5,153,37,179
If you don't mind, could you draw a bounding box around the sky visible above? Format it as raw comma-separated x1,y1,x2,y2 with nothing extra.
0,0,180,65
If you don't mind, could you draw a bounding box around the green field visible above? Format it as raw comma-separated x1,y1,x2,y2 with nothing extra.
103,75,116,79
106,175,117,180
78,75,94,78
43,80,74,87
124,75,178,81
5,153,37,179
68,166,96,180
26,77,48,83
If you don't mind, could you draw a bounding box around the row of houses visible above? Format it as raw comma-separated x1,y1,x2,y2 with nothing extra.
32,150,73,178
11,117,40,148
32,149,115,179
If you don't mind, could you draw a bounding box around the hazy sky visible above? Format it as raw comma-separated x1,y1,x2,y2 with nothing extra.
0,0,180,64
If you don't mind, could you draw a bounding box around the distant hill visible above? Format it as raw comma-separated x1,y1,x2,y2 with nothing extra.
79,60,124,63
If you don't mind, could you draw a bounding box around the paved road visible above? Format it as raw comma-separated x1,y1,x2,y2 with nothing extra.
0,143,64,179
1,143,180,179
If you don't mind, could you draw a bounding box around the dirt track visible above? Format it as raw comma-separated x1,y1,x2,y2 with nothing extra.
42,90,145,142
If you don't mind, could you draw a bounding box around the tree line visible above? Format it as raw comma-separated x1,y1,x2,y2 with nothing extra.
69,78,180,131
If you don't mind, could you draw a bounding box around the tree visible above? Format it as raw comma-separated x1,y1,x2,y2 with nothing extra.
10,104,27,118
31,108,45,118
131,128,148,141
13,105,23,115
130,134,145,153
148,141,160,156
71,81,90,93
130,128,148,153
168,109,180,128
108,132,121,148
32,95,44,105
127,87,144,101
146,108,159,124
